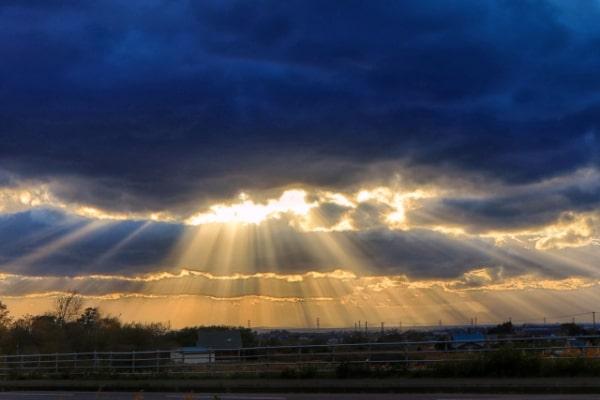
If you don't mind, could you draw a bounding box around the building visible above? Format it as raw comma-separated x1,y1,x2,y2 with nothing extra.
170,330,243,364
170,346,214,364
196,329,242,350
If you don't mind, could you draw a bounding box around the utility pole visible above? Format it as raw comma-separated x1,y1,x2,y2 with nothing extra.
316,317,320,330
365,320,368,334
380,322,384,336
399,321,402,331
543,317,546,325
247,320,251,329
438,319,442,327
358,320,361,330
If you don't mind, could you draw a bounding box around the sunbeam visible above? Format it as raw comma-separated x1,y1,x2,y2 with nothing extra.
1,0,600,332
93,221,152,267
3,220,109,269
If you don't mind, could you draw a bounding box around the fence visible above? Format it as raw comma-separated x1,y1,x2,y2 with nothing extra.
1,335,600,377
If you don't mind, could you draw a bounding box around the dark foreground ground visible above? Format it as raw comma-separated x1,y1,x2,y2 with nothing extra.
0,393,599,400
2,378,600,395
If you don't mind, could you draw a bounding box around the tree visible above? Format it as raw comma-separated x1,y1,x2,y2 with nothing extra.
30,315,66,353
0,301,11,328
78,307,101,327
8,315,34,354
53,291,83,325
560,322,586,336
487,321,514,335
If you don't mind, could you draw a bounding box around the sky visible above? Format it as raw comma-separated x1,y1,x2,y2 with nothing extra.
1,0,600,328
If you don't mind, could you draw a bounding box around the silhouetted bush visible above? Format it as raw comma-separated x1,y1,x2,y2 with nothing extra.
559,322,587,336
487,321,514,335
424,346,600,378
335,362,372,378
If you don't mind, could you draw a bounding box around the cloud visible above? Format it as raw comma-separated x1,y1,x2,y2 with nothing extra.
0,266,596,300
533,212,600,250
1,204,598,284
0,0,599,215
405,168,600,237
0,175,598,279
0,0,600,301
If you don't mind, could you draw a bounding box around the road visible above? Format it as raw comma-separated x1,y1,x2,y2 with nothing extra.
0,394,598,400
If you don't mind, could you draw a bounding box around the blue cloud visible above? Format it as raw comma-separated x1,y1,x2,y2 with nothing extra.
0,0,599,272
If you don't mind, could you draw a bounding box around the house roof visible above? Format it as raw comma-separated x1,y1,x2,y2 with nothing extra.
196,329,243,350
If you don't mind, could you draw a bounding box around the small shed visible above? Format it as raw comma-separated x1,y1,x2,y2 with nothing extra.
170,346,214,364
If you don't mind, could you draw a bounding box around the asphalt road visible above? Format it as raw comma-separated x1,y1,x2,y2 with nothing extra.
0,394,598,400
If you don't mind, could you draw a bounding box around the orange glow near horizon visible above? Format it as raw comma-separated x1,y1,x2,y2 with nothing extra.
0,266,599,328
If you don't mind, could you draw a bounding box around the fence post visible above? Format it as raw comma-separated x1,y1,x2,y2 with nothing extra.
266,348,269,366
155,350,160,374
132,350,136,373
331,345,336,371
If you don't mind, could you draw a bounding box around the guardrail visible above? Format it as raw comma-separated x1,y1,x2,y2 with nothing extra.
1,335,599,377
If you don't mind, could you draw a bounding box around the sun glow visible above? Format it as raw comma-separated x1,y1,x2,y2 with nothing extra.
355,187,432,228
186,189,317,225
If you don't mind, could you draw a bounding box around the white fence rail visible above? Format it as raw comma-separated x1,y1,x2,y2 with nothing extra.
1,335,599,377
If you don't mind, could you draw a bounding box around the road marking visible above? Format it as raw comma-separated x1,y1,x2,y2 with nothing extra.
166,396,286,400
0,395,73,397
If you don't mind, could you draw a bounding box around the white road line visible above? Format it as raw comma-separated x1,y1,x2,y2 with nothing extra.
220,397,286,400
0,395,73,397
166,396,286,400
435,398,503,400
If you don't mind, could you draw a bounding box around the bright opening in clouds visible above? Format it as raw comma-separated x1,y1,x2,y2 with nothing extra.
186,190,316,225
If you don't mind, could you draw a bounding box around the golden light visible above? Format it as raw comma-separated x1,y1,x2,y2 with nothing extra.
355,187,430,228
186,189,317,225
2,181,600,328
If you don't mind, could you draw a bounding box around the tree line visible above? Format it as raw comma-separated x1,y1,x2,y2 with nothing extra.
0,292,256,355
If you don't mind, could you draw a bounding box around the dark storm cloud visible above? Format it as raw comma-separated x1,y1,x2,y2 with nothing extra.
407,175,600,233
1,0,600,213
